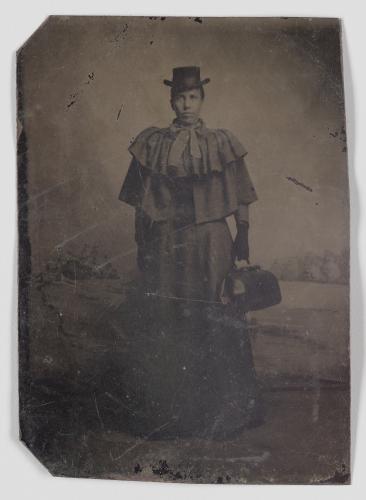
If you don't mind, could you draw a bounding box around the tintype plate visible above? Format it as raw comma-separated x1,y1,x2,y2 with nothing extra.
17,16,350,484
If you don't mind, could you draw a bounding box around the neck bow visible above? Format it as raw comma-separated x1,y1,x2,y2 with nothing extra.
167,118,203,167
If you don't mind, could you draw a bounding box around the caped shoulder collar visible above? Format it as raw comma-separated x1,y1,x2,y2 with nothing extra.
128,122,247,177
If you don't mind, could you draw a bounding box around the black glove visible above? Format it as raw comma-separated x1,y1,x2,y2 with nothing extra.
232,221,250,263
135,208,153,247
135,208,153,271
137,245,148,272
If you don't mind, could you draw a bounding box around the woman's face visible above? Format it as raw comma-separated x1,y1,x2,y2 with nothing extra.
171,88,203,125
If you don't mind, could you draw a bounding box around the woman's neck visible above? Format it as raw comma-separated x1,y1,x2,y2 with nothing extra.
174,116,201,128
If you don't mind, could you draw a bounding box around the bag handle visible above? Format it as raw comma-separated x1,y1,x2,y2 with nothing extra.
234,258,260,272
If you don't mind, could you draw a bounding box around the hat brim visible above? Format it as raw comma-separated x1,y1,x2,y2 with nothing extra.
163,77,210,88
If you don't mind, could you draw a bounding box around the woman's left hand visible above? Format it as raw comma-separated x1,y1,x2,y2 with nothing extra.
232,221,250,263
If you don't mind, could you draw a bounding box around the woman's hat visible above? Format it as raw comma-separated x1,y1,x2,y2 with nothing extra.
163,66,210,92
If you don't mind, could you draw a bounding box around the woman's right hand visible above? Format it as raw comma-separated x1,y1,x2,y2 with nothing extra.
135,208,153,247
137,246,148,272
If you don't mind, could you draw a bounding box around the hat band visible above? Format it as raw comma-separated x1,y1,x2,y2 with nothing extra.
163,77,210,88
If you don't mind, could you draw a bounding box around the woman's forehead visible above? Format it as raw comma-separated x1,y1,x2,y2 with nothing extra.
174,88,202,97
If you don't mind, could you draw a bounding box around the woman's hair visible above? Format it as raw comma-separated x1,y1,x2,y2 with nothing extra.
170,86,205,101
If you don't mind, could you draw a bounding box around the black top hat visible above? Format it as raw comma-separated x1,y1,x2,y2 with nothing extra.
163,66,210,92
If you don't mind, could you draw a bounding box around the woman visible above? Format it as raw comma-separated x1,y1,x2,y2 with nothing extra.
118,67,263,439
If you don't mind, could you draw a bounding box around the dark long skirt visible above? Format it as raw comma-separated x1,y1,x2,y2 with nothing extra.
143,217,235,302
113,217,263,439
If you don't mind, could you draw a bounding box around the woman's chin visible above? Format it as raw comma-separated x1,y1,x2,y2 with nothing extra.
178,115,198,125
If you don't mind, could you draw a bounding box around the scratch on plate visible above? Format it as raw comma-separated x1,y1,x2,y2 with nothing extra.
286,176,313,192
54,223,101,250
111,421,172,461
93,392,104,430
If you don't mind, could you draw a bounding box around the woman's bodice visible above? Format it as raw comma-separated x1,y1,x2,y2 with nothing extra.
167,176,195,226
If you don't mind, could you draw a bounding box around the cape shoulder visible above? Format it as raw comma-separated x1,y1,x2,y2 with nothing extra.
128,125,248,177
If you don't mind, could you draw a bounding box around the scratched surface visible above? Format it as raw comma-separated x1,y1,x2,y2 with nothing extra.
18,276,349,483
18,16,350,483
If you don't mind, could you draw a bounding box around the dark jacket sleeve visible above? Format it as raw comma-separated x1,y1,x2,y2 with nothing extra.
119,159,154,246
234,157,258,225
118,157,145,207
235,157,258,205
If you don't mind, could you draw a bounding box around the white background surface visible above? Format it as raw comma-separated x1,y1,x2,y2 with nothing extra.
1,1,365,498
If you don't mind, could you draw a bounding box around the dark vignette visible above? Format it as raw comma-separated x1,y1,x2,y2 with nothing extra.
17,48,32,447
